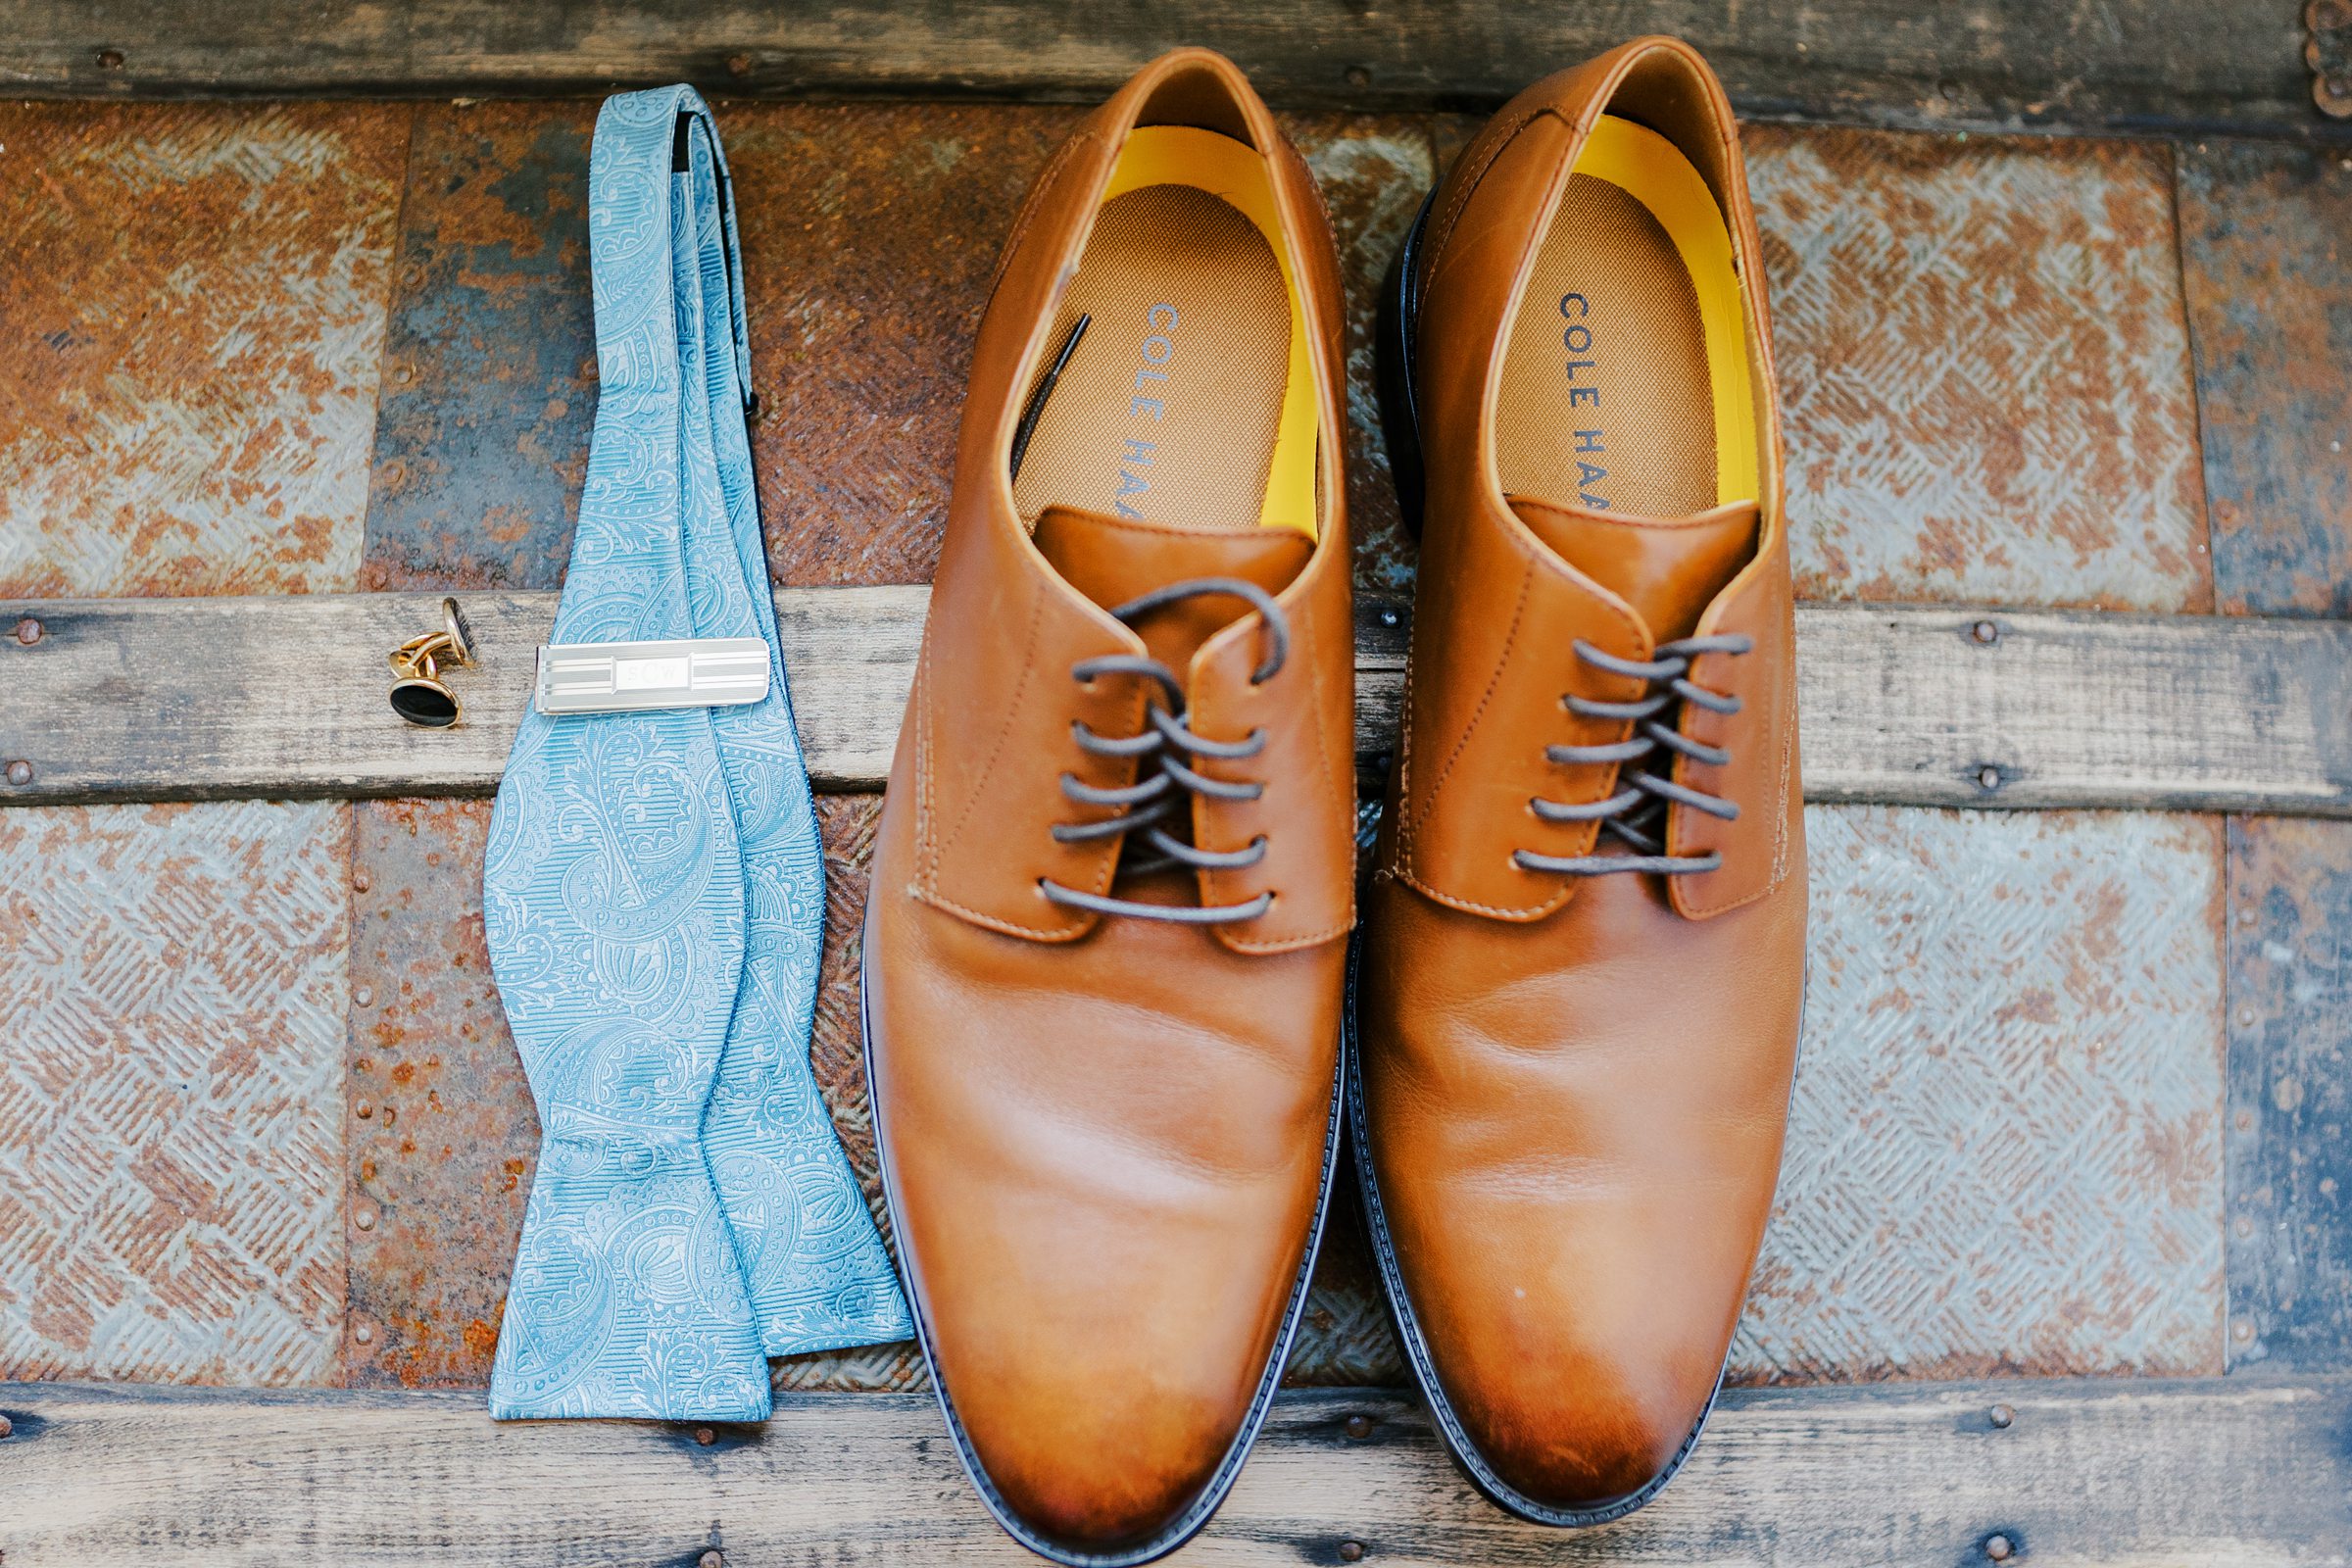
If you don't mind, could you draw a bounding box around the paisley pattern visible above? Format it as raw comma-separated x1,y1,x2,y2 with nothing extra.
483,86,909,1422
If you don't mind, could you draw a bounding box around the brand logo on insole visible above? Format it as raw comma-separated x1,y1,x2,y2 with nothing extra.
1559,293,1608,511
1112,304,1179,519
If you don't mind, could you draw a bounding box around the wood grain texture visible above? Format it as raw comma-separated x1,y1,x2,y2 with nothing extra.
1,1378,2347,1565
2,590,2348,813
5,0,2347,140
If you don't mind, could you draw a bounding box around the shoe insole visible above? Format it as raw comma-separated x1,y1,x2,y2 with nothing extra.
1495,115,1757,518
1011,125,1319,538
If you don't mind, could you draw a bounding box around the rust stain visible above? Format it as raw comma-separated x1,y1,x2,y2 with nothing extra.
0,103,407,598
1747,126,2212,612
0,801,351,1384
362,102,598,592
2176,141,2352,616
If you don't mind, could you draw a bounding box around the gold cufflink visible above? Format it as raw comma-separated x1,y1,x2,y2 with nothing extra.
387,597,476,728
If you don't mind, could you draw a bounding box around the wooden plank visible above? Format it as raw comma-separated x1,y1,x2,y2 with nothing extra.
2179,139,2352,617
2228,817,2352,1371
1,1378,2346,1564
2,590,2348,813
3,0,2344,141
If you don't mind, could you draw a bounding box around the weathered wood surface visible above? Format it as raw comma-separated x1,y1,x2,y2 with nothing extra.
4,590,2349,812
3,0,2343,141
1,1378,2347,1565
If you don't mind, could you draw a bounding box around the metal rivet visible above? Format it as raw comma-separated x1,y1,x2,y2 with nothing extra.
2234,1215,2254,1239
1970,618,1999,645
1985,1535,2014,1562
379,1104,396,1128
1377,607,1400,628
353,870,372,893
1988,1403,2013,1429
1344,66,1372,87
1976,764,2002,791
354,1204,378,1232
2235,1109,2256,1133
355,1100,374,1119
2238,1007,2258,1029
353,1322,374,1345
1338,1543,1365,1563
700,1551,725,1568
1345,1414,1373,1440
394,365,414,384
4,760,30,787
96,47,124,68
13,617,40,646
354,985,375,1007
725,52,752,75
2232,1316,2256,1343
0,1414,14,1439
693,1426,716,1446
2238,905,2259,927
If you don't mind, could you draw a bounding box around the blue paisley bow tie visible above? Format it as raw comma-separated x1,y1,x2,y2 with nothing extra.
481,85,910,1421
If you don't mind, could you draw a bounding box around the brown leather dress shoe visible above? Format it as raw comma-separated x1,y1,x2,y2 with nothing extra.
1353,36,1807,1526
860,48,1356,1566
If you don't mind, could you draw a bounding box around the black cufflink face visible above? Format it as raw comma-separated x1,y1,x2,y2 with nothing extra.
388,597,475,728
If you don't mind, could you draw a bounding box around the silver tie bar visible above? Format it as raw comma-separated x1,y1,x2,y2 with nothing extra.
533,637,771,715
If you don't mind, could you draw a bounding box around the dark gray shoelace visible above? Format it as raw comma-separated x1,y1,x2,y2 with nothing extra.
1040,577,1290,925
1515,632,1754,877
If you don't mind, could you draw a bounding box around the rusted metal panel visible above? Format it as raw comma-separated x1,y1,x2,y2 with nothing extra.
0,103,405,598
2225,817,2352,1371
361,102,597,593
341,795,929,1392
343,798,535,1388
1736,805,2227,1383
2177,140,2352,618
1747,127,2212,612
0,801,351,1384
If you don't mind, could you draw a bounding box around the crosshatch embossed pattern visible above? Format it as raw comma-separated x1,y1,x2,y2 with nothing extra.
0,801,352,1384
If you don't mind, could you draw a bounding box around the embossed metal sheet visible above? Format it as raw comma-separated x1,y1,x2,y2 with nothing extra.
1734,805,2227,1383
1746,127,2212,612
2225,817,2352,1371
344,798,537,1388
0,801,350,1384
342,795,926,1392
2177,141,2352,617
0,103,405,598
362,103,598,593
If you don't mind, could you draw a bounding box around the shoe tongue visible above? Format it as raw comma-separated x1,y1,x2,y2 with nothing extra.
1033,506,1313,671
1511,496,1760,644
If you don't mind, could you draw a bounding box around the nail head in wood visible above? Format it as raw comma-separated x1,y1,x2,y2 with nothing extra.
353,1323,373,1345
13,617,40,646
354,1204,378,1233
4,760,29,787
1988,1403,2014,1429
1339,1542,1365,1562
1971,618,2000,645
0,1414,13,1439
700,1551,724,1568
1985,1535,2015,1561
724,52,751,76
353,870,371,893
1344,1414,1373,1440
95,47,123,68
693,1426,715,1446
1977,764,2003,791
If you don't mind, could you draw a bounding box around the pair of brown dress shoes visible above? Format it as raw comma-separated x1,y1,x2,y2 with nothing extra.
861,35,1807,1564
